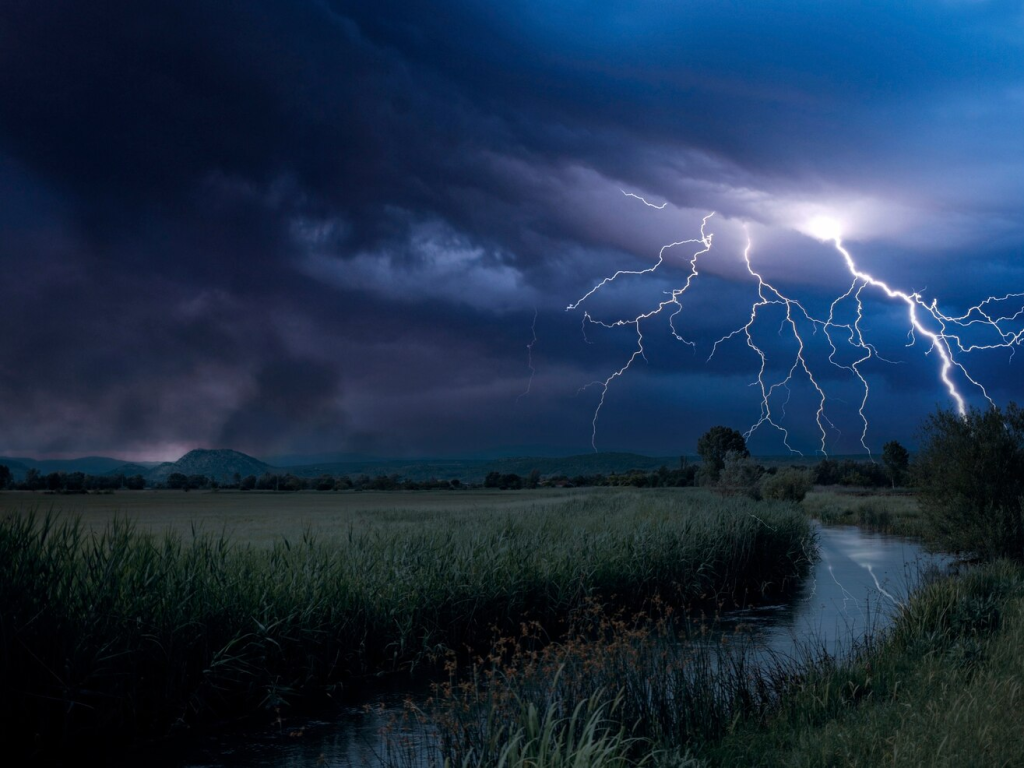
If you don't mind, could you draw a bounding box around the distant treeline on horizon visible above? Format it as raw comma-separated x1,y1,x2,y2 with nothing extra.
0,455,896,493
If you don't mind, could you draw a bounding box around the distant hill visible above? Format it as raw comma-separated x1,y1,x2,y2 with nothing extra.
0,458,32,481
146,449,271,483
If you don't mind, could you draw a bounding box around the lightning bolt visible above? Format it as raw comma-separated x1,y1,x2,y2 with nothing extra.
517,307,538,403
567,210,715,450
620,189,668,209
709,231,836,455
567,193,1024,454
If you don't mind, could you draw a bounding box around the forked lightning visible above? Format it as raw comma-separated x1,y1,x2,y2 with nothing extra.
568,193,1024,453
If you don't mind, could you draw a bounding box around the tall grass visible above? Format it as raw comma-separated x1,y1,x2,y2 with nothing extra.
802,490,926,538
397,602,797,767
0,490,812,758
409,560,1024,768
707,560,1024,766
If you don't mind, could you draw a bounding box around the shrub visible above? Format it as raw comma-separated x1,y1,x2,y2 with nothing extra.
717,451,763,500
914,403,1024,561
761,468,813,502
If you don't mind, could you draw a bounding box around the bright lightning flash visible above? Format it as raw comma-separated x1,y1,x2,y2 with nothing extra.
568,195,1024,454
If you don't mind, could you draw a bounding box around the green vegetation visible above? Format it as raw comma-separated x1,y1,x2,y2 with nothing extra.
0,489,812,759
881,439,910,488
696,426,750,483
708,560,1024,767
915,402,1024,561
397,412,1024,768
402,561,1024,768
801,490,926,538
760,468,813,503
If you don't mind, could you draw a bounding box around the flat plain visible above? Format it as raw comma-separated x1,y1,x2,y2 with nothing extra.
0,487,592,543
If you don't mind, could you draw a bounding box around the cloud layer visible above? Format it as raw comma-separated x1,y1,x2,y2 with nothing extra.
2,1,1023,458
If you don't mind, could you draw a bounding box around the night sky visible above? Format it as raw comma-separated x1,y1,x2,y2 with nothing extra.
2,1,1023,461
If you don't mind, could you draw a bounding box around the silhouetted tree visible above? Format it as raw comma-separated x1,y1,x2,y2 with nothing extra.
697,426,749,481
0,464,10,489
814,458,841,485
882,440,910,488
500,473,522,489
125,474,146,490
186,474,209,490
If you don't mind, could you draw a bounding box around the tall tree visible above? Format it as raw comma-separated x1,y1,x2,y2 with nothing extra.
881,440,910,488
914,403,1024,560
697,426,749,481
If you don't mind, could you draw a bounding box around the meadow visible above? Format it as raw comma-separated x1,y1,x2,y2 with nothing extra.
0,488,591,542
0,488,813,760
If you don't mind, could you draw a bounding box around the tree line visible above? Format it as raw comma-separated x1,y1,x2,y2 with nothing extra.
0,440,910,495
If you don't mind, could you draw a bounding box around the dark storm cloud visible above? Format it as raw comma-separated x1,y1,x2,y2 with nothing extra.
218,357,349,455
1,0,1022,458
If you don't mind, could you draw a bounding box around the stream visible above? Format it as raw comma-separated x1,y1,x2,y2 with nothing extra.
126,523,950,768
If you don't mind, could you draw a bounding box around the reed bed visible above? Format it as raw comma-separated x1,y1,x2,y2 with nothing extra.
0,489,812,758
802,490,926,538
396,603,797,768
403,560,1024,768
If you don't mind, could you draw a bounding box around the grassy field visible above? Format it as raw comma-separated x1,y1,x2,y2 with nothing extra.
0,488,590,543
0,488,812,760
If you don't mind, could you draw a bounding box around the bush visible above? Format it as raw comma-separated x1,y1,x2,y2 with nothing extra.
761,468,813,502
717,451,763,500
914,403,1024,561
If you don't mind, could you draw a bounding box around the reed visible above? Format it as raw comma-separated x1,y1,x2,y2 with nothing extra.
802,490,926,538
0,489,812,758
412,560,1024,768
401,601,797,767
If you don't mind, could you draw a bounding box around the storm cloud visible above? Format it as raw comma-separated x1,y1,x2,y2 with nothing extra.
2,0,1023,459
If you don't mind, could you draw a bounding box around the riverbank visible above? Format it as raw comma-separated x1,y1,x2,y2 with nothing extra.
407,558,1024,767
802,488,927,538
0,489,812,761
707,559,1024,766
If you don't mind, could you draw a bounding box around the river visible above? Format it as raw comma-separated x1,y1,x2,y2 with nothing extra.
127,523,949,768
